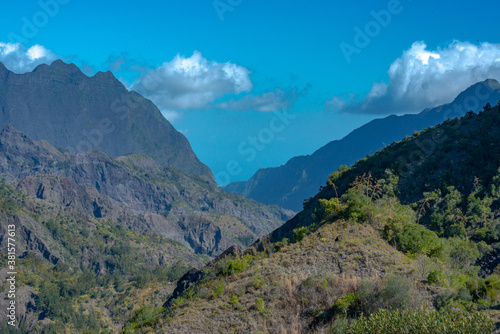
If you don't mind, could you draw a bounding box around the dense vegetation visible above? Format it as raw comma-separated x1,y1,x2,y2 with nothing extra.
122,103,500,333
0,182,203,333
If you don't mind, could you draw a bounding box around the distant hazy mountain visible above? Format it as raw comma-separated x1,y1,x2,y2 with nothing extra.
225,79,500,211
0,60,212,179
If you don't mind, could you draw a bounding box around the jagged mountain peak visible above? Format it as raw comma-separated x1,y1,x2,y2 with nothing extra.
452,78,500,105
32,59,84,77
0,59,213,179
1,123,20,133
483,78,500,89
0,123,34,143
92,69,116,80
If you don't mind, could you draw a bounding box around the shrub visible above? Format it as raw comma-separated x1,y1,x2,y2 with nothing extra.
356,275,419,315
333,293,357,315
172,297,186,308
433,287,472,311
252,275,265,289
229,295,239,305
384,221,443,257
443,238,480,269
427,270,443,284
274,238,289,251
293,226,310,242
330,317,349,334
212,284,224,299
347,309,493,334
318,198,344,219
123,306,164,330
382,275,414,310
255,298,266,313
220,254,253,276
340,189,370,223
467,275,500,304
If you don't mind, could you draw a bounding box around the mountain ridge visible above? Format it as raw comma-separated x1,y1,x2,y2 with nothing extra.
0,124,294,256
0,59,213,180
225,79,500,211
131,103,500,334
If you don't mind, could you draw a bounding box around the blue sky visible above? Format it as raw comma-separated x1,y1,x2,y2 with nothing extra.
1,0,500,184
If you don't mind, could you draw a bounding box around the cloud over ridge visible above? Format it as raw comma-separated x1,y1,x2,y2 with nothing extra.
329,41,500,115
0,42,57,73
131,51,253,110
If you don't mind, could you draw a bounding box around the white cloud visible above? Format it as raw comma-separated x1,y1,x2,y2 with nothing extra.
160,109,182,123
330,41,500,114
0,44,299,119
131,51,253,110
0,42,57,73
215,88,297,112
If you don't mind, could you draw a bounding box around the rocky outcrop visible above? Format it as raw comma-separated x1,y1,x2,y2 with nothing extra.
163,244,246,307
0,214,59,265
164,268,205,307
0,126,294,256
19,226,59,265
475,247,500,277
179,216,232,256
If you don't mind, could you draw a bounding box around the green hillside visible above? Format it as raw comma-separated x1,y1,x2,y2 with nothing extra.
124,103,500,333
0,181,207,333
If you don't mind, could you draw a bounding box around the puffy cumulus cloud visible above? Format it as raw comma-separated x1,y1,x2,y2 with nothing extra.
215,88,298,112
330,41,500,115
131,51,253,110
0,42,57,73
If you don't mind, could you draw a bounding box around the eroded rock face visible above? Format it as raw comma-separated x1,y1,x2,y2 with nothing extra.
225,79,500,211
0,125,294,256
164,244,245,307
0,285,37,332
179,216,232,256
0,214,60,266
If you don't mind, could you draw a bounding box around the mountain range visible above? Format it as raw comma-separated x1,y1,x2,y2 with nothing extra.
1,58,500,333
130,102,500,333
0,60,293,331
0,60,212,179
225,79,500,211
0,125,292,256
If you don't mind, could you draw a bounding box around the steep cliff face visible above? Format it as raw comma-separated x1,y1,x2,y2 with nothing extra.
226,79,500,211
0,125,294,256
0,60,212,179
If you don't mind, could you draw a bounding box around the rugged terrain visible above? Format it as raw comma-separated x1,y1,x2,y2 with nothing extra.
0,180,204,333
126,103,500,333
226,79,500,211
0,60,295,333
0,125,293,256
